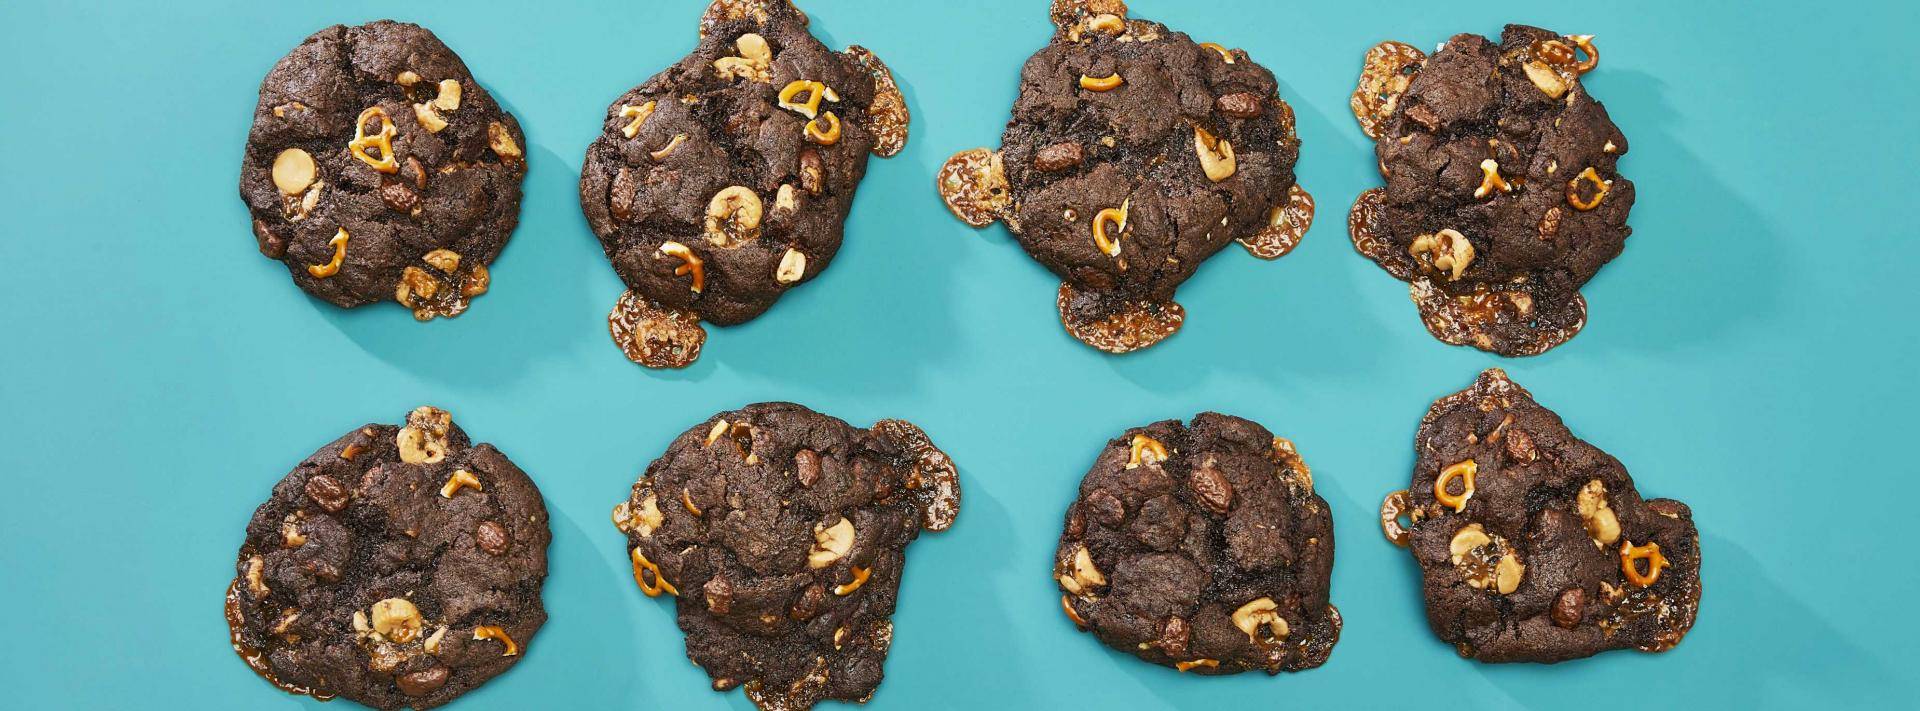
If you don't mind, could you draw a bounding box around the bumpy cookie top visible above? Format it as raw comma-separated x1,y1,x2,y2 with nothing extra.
581,0,909,369
240,21,527,321
1055,413,1339,674
1379,370,1700,662
227,407,550,709
613,403,959,711
1349,26,1632,356
939,0,1312,354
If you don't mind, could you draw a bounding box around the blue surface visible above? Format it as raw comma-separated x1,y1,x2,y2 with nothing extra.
2,0,1915,708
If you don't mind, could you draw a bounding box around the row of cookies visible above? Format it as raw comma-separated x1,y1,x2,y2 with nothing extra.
226,369,1701,709
240,0,1635,364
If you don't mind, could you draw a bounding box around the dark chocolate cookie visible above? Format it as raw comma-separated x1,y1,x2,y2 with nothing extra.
1347,26,1632,356
612,403,959,710
226,406,549,709
1377,370,1700,662
581,0,910,369
939,0,1312,354
240,21,527,321
1054,413,1339,674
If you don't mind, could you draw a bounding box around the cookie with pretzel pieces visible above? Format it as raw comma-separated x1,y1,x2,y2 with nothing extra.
581,0,910,369
225,406,550,708
1054,413,1339,674
938,0,1312,354
1348,26,1634,356
240,21,527,321
612,403,960,710
1377,370,1700,662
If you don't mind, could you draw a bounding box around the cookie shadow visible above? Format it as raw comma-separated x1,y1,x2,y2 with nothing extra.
466,503,650,708
1469,533,1899,707
878,470,1045,705
320,143,604,387
1565,68,1781,357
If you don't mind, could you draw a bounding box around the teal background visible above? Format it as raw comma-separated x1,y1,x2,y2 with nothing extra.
2,0,1914,708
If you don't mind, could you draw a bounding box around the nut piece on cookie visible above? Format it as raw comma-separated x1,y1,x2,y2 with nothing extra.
238,21,526,320
579,0,911,369
226,406,550,707
613,402,961,710
1378,369,1700,662
935,0,1312,354
1054,413,1339,674
1346,26,1631,356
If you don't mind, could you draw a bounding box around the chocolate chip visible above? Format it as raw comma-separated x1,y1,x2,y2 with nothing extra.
704,576,734,614
1215,92,1264,119
395,666,449,696
1064,508,1086,539
301,558,341,582
1505,428,1538,462
1086,489,1125,528
379,181,422,215
475,521,510,555
799,149,824,195
1189,461,1234,514
1158,616,1191,658
404,156,428,190
794,449,821,487
251,219,287,259
610,167,638,222
1406,103,1441,132
1552,587,1585,628
789,583,826,620
304,474,349,512
1033,142,1084,172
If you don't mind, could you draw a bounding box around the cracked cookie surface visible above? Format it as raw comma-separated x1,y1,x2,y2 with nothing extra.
581,0,908,368
226,407,549,709
1383,370,1700,662
939,0,1310,354
1055,413,1338,674
1349,25,1631,356
240,21,526,320
613,402,959,710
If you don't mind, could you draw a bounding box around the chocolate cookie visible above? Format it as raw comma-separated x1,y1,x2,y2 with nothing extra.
1377,370,1700,663
611,403,959,710
938,0,1312,354
240,21,527,321
1054,414,1339,674
1347,26,1632,356
581,0,910,369
226,406,549,708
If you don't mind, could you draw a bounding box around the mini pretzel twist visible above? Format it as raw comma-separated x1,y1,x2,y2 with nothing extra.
307,228,349,278
1568,35,1599,74
658,241,705,293
620,101,657,139
1079,73,1125,91
1199,42,1236,64
348,106,399,174
471,626,519,656
1126,433,1168,469
1061,594,1089,627
1567,167,1612,211
1433,460,1477,512
1619,540,1669,587
439,470,483,498
804,112,842,145
833,566,871,596
778,80,836,119
1092,200,1130,258
1474,159,1513,199
631,547,679,597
